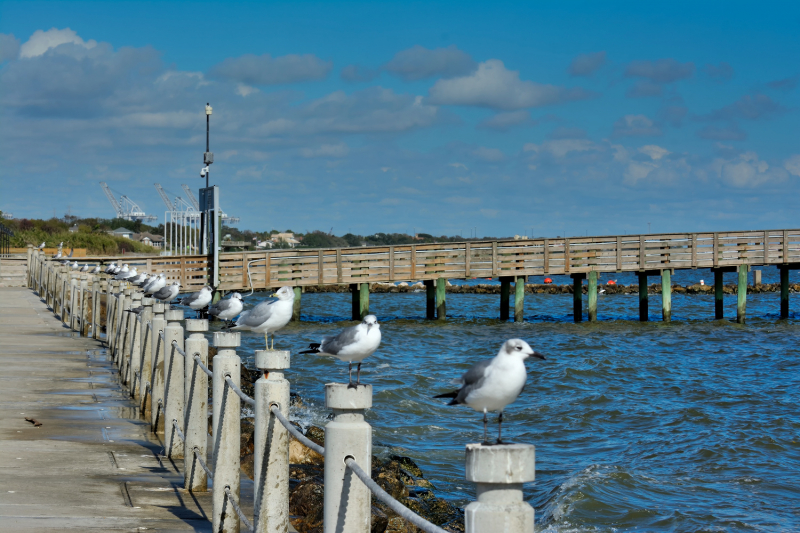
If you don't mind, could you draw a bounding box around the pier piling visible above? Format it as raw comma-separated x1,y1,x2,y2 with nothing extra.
351,283,369,321
514,276,525,322
149,303,167,433
464,443,536,533
500,277,511,320
436,277,446,320
714,269,724,319
780,266,789,318
424,280,435,319
638,272,648,321
292,287,301,321
737,264,748,324
661,269,671,322
571,274,585,322
587,271,598,322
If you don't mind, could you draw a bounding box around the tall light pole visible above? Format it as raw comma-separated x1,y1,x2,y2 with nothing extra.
204,103,213,188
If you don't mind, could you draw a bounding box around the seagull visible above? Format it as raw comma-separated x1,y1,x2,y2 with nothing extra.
80,264,89,273
144,273,166,295
129,272,148,285
90,265,100,274
227,286,294,350
120,267,138,281
177,286,213,317
38,242,45,250
114,265,133,280
598,287,606,294
104,263,117,274
207,292,244,325
71,261,79,270
54,250,62,259
299,315,381,387
152,282,181,303
434,339,546,444
66,248,73,258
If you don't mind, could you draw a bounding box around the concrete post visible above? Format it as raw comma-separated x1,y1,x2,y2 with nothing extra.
424,280,435,320
254,350,291,533
714,270,724,319
587,271,598,322
212,332,242,533
91,280,101,339
780,266,789,318
184,319,209,492
69,275,79,330
661,269,671,322
324,383,372,533
107,281,120,349
131,297,153,400
737,264,748,324
436,277,446,320
116,288,132,367
26,245,33,288
638,272,648,322
80,275,90,336
500,277,511,320
164,308,185,459
292,287,302,321
464,443,536,533
141,302,165,419
122,292,142,384
149,304,167,434
514,276,525,323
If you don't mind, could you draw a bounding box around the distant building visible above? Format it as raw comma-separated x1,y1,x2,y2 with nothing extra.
271,232,300,247
255,240,273,249
69,224,80,233
132,232,164,248
109,227,133,239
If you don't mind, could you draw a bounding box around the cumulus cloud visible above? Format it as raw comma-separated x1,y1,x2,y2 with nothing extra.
697,123,747,141
716,151,780,187
428,59,595,110
208,53,332,85
659,105,688,127
704,62,734,82
384,45,476,81
702,93,785,121
0,33,20,62
639,145,670,160
472,146,505,162
569,51,606,77
767,76,798,91
625,58,694,83
785,155,800,177
476,110,532,131
340,64,379,83
612,115,662,137
19,27,97,58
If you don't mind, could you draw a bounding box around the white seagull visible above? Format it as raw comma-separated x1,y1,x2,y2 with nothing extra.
143,273,166,295
90,265,100,274
117,266,137,281
434,339,546,444
38,242,45,250
207,292,244,325
104,263,117,274
227,286,294,350
114,264,130,280
300,315,381,387
178,286,213,317
152,282,181,303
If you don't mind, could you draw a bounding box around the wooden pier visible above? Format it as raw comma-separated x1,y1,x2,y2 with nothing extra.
31,228,800,323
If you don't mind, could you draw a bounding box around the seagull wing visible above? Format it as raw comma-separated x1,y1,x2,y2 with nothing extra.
434,358,493,405
208,298,233,317
235,298,277,327
152,286,172,299
319,324,362,355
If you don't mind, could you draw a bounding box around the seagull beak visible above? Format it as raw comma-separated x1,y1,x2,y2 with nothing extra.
529,351,546,360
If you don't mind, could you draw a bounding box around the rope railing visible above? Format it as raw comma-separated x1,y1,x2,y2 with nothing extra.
171,340,186,357
193,354,212,377
172,419,186,443
345,456,449,533
224,375,256,407
193,447,213,481
270,404,325,456
224,486,254,533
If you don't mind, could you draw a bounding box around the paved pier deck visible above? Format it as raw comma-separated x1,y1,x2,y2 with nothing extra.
0,288,214,532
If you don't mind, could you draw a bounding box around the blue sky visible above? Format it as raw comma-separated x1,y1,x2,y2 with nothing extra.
1,1,798,237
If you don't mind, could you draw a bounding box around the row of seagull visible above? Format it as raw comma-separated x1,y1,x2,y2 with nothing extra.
110,270,546,444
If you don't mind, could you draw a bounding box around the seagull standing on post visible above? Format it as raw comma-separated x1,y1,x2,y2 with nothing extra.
144,273,166,295
207,292,244,325
227,286,294,350
152,282,181,303
434,339,546,444
177,286,213,317
299,315,381,387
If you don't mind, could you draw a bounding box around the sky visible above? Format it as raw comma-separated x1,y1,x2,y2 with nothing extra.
0,1,798,238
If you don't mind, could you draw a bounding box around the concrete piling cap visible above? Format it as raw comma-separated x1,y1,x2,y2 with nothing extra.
185,319,208,333
464,443,536,484
255,350,290,370
325,383,372,410
152,302,166,313
142,297,154,306
213,331,240,348
165,309,184,322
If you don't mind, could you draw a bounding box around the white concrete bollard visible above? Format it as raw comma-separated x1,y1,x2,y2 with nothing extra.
164,308,185,459
122,291,142,384
254,350,291,533
80,275,90,336
324,383,372,533
116,287,132,366
464,443,536,533
212,332,242,533
141,301,164,418
149,303,167,434
69,275,79,330
91,280,101,339
107,281,120,350
184,319,209,492
131,297,153,400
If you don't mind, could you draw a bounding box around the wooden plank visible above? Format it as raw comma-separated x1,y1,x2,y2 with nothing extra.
317,250,324,284
491,242,498,277
713,232,719,267
639,235,645,270
336,249,343,282
564,239,570,273
465,242,471,277
411,245,417,279
784,229,789,263
543,239,549,273
691,234,697,267
389,246,395,279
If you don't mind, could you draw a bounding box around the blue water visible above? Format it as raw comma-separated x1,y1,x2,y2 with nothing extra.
203,267,800,532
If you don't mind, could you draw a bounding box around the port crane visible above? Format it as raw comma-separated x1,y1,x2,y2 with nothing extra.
99,182,157,222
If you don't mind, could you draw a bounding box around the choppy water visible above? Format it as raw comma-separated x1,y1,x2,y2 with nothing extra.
206,268,800,532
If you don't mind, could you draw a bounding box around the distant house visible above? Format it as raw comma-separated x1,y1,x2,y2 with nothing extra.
132,232,165,248
110,227,133,239
68,224,80,233
271,232,300,247
255,240,273,249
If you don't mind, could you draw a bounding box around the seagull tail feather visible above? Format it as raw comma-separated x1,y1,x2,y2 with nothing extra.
298,343,321,355
433,390,459,404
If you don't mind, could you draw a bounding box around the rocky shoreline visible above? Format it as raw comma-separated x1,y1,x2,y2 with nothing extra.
300,281,799,295
206,350,465,533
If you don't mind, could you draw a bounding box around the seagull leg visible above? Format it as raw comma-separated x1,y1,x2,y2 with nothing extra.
264,332,269,350
497,412,504,444
482,410,489,445
356,362,362,385
348,362,354,388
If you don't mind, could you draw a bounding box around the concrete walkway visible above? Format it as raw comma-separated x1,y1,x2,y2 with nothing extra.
0,287,213,532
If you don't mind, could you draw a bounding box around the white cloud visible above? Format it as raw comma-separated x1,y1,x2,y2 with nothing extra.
236,84,258,97
0,33,20,62
524,139,599,158
639,145,670,160
473,146,505,162
612,114,662,137
624,161,657,185
208,53,332,85
716,151,781,187
477,110,532,131
449,162,468,170
301,143,350,158
785,155,800,177
428,59,594,110
384,45,475,81
20,28,96,58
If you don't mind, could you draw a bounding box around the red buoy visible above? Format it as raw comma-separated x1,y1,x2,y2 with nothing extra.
544,277,553,284
608,280,617,285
